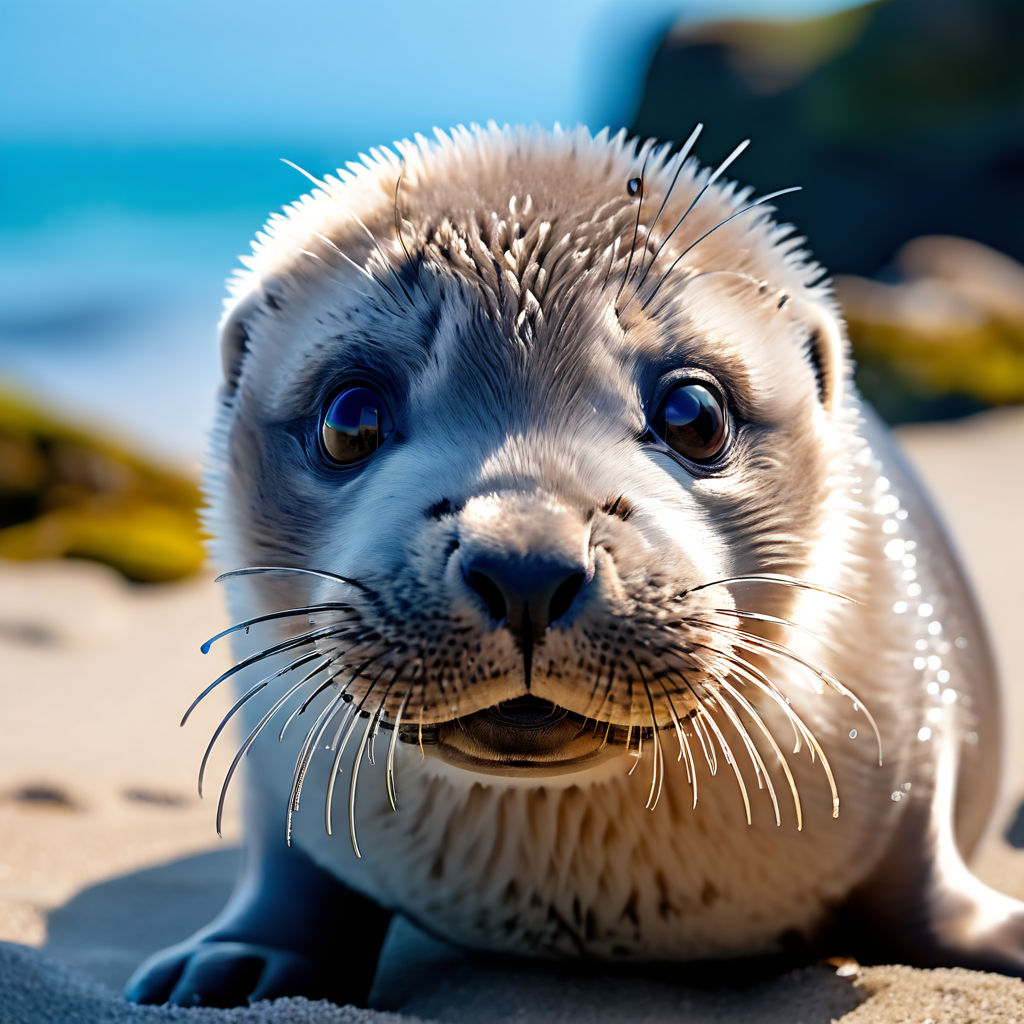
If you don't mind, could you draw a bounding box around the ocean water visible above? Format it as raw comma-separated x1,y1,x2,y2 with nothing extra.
1,0,858,462
0,143,351,463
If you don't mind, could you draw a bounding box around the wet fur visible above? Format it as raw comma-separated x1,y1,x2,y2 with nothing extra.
126,125,1023,1007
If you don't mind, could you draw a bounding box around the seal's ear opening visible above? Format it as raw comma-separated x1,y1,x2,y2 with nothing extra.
791,296,848,414
218,289,263,396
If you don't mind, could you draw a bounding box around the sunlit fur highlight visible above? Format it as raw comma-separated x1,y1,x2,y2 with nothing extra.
185,124,1004,963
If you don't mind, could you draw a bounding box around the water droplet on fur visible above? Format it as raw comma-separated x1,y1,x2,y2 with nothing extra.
891,790,903,802
849,729,858,739
875,493,898,513
917,726,932,742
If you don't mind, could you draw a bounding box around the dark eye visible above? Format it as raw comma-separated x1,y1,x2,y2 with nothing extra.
650,380,728,463
321,386,393,465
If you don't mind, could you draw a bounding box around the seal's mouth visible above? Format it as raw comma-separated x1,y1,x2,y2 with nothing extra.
400,695,645,777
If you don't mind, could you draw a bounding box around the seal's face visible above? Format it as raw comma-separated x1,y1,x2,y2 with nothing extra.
210,126,861,813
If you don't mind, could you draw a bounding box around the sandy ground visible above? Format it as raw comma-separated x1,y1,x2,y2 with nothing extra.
1,406,1023,1023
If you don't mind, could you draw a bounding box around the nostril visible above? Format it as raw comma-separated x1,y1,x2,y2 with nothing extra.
548,571,586,625
465,569,508,623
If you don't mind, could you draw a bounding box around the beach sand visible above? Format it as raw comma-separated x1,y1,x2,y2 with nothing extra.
1,407,1023,1023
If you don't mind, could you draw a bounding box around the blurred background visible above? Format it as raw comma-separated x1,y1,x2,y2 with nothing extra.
3,4,1024,1009
1,0,1022,581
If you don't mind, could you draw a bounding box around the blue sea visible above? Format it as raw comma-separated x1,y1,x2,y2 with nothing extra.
0,0,854,463
0,142,363,463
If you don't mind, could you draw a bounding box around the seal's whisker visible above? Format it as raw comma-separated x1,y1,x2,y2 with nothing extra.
691,705,717,776
281,158,413,308
677,638,804,756
690,651,801,830
199,603,354,654
182,626,337,726
710,607,843,656
366,672,400,768
314,231,403,307
586,659,619,725
689,573,857,605
287,688,350,844
614,150,649,308
705,645,839,817
626,730,642,776
393,171,415,270
350,687,394,859
339,202,415,307
215,673,312,837
697,702,752,825
664,667,718,776
657,679,697,806
601,234,620,291
386,687,413,812
690,617,883,766
631,138,749,302
278,663,350,743
291,652,391,814
636,123,704,283
642,186,802,312
215,565,372,595
198,650,325,797
324,671,389,837
712,687,781,827
711,689,764,792
635,662,665,811
295,646,383,721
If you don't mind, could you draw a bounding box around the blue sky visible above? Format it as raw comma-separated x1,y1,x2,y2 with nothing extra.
1,0,861,460
4,0,858,147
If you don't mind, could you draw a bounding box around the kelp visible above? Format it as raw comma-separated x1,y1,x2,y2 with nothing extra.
0,388,204,582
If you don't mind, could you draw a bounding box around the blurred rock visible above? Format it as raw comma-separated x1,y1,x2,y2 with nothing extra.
633,0,1024,277
837,236,1024,422
0,389,203,582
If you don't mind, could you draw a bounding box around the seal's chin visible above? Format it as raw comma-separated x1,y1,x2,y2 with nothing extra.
407,696,629,778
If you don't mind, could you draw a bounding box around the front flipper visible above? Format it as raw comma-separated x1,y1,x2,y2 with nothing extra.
125,843,391,1007
842,740,1024,976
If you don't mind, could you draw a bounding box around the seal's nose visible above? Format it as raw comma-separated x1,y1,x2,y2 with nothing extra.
461,551,588,641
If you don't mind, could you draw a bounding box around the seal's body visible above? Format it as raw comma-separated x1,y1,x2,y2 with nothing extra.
128,126,1024,1007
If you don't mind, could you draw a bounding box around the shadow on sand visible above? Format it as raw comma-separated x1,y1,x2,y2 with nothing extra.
40,847,864,1022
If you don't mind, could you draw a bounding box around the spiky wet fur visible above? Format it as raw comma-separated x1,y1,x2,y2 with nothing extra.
194,124,1005,962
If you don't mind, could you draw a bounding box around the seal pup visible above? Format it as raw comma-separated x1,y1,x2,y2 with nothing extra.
127,124,1024,1007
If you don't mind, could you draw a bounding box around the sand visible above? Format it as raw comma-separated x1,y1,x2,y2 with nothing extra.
1,407,1023,1023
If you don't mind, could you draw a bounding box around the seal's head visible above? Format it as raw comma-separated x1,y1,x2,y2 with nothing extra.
208,124,864,815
